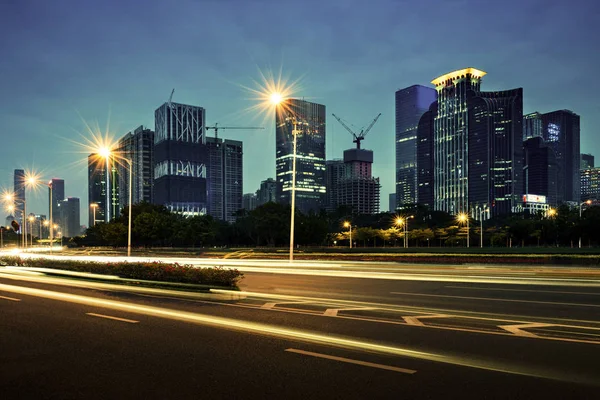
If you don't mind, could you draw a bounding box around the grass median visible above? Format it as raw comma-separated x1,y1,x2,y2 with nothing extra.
0,256,243,290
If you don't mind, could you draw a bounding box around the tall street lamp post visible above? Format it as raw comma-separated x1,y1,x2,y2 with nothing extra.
270,93,300,262
579,200,592,249
98,147,133,257
457,212,470,248
479,206,488,248
90,203,98,226
343,221,352,249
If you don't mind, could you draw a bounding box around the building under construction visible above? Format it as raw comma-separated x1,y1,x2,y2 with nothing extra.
326,114,381,214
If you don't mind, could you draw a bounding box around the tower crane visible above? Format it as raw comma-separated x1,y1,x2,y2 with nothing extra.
331,113,381,149
204,123,264,141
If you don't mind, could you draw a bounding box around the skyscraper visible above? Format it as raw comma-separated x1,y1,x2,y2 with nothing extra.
325,159,344,212
242,193,258,211
116,126,154,208
256,178,277,206
57,197,80,237
275,99,326,214
395,85,437,209
88,153,119,224
13,169,25,223
523,112,543,140
541,110,580,203
206,137,243,223
523,136,558,205
581,153,594,170
154,102,207,216
581,168,600,201
425,68,523,216
416,103,437,210
49,178,65,228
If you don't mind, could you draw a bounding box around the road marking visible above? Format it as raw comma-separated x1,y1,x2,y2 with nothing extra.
86,313,139,324
403,314,450,326
499,323,554,338
390,291,600,308
0,295,21,301
446,286,600,296
323,307,376,317
285,348,416,374
261,301,308,310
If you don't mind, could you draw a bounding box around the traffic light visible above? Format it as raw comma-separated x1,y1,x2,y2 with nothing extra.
11,220,20,231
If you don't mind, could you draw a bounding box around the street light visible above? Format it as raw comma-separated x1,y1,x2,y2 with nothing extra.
343,221,352,249
395,216,414,248
478,206,488,248
28,215,35,247
457,212,470,248
96,147,133,257
579,200,592,249
270,93,301,262
90,203,99,226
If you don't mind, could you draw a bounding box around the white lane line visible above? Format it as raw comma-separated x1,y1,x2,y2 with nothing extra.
285,348,416,374
446,286,600,296
403,314,450,326
499,323,554,338
0,295,21,302
323,307,376,317
261,301,308,310
86,313,139,324
390,291,600,308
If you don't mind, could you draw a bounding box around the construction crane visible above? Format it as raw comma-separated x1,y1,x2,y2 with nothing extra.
204,123,264,141
331,113,381,149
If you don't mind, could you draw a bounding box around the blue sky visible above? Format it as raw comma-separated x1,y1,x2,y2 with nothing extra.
1,0,598,223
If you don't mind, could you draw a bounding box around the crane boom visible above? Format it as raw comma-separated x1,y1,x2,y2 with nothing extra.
331,114,357,138
332,112,381,150
362,113,381,137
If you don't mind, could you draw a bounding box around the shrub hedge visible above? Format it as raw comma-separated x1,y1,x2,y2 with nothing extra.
0,256,243,288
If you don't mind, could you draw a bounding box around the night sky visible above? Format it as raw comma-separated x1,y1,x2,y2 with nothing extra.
1,0,598,223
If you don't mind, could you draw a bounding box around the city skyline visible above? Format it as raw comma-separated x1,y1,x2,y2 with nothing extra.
1,0,598,222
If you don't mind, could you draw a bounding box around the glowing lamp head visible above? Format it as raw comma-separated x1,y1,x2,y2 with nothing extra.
395,217,404,226
269,92,283,105
457,213,468,223
99,147,112,159
343,221,350,228
4,193,13,202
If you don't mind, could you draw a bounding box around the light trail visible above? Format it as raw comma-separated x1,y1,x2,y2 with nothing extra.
1,282,597,385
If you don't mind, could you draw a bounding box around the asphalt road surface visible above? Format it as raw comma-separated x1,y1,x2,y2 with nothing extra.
2,262,600,399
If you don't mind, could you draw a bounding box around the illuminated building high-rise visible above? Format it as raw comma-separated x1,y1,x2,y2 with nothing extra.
395,85,436,209
87,154,117,224
275,99,326,214
206,137,243,223
256,178,277,206
524,112,543,140
541,110,580,203
423,68,523,216
13,169,25,223
116,126,154,208
154,102,207,216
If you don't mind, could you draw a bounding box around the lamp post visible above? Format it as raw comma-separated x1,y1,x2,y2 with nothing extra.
28,215,35,247
98,147,133,257
457,212,469,248
270,93,301,262
579,200,592,249
479,206,488,248
343,221,352,249
90,203,98,226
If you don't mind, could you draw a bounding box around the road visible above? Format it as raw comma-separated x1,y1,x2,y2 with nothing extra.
2,259,600,399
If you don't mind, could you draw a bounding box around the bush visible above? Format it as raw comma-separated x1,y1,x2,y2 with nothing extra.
0,256,243,288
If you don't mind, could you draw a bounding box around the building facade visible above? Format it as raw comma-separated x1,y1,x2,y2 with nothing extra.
87,154,118,225
206,137,243,223
581,153,594,170
581,168,600,201
256,178,277,206
242,193,258,211
395,85,437,209
116,126,155,208
275,99,326,214
541,110,580,203
12,169,25,224
325,159,345,212
523,136,558,205
57,197,80,237
49,178,65,228
154,102,207,216
425,68,523,217
523,112,543,140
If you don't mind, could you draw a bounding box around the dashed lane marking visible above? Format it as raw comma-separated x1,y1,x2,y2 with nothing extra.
285,348,417,374
86,312,139,324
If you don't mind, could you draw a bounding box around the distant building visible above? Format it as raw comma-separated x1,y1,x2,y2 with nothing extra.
12,169,25,223
389,193,396,212
541,110,580,203
57,197,80,238
523,112,543,140
395,85,436,208
581,153,594,170
49,178,65,227
256,178,277,206
88,154,113,225
116,126,155,208
206,137,243,223
416,102,436,210
242,193,258,211
5,215,15,230
154,102,207,216
523,136,558,205
276,99,326,214
422,68,523,217
325,160,345,212
581,168,600,201
327,149,380,215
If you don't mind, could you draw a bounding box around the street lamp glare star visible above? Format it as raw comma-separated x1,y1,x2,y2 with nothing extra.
99,147,112,159
270,92,283,105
